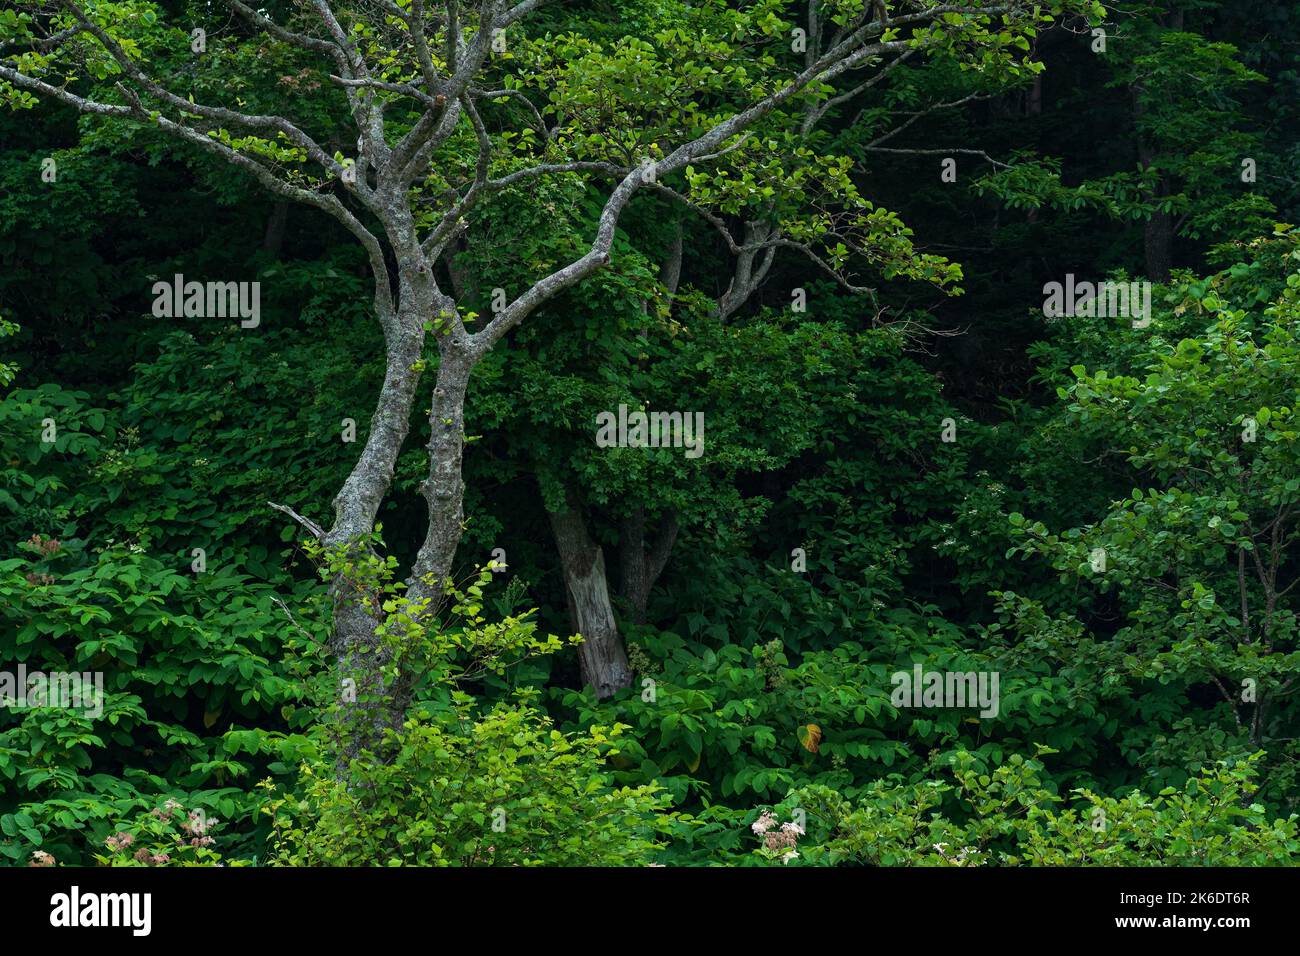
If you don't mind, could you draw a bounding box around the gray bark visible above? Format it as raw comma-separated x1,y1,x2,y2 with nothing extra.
406,337,474,610
548,499,632,699
718,220,777,320
322,275,430,755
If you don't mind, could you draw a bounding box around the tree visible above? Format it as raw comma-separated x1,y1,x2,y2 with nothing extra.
998,230,1300,800
446,0,1106,697
1,0,1098,750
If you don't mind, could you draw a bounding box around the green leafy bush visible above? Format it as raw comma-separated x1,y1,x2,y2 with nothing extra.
765,751,1300,866
0,538,313,864
263,551,670,866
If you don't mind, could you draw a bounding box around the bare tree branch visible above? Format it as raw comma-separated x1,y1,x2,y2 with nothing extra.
269,501,326,540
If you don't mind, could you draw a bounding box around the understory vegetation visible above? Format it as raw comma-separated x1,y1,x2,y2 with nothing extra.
3,0,1300,866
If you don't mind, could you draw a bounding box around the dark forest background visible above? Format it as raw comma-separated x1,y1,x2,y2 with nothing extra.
4,0,1300,865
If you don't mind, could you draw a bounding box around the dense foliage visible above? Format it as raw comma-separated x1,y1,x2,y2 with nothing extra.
3,0,1300,867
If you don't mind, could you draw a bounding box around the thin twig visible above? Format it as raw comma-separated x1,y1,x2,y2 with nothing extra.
268,501,326,540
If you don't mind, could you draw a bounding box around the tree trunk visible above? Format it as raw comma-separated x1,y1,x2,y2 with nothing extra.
548,497,632,699
324,277,482,754
261,201,288,258
406,335,474,611
718,220,776,320
324,289,429,759
1143,197,1173,284
1132,86,1172,283
619,505,679,623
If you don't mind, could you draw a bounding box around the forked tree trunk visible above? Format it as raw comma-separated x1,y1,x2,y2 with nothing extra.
547,498,632,699
322,286,430,758
620,505,679,623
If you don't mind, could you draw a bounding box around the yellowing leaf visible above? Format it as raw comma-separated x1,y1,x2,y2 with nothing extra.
798,723,822,754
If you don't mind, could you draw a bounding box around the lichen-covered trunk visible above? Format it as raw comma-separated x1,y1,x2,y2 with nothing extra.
548,501,631,699
325,315,476,757
324,298,428,758
405,340,473,611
